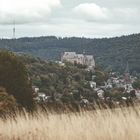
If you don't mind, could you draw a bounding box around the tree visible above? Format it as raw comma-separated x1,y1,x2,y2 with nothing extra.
0,51,34,109
132,80,140,89
94,71,106,86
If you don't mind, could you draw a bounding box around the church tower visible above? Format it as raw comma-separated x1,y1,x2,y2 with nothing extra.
124,61,131,84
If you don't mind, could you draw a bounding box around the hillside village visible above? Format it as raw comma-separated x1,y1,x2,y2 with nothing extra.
31,52,140,107
0,51,138,109
33,73,140,106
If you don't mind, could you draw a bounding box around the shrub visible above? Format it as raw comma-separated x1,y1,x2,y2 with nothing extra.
0,87,17,114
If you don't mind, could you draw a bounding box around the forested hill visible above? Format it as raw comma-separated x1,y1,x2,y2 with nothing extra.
0,33,140,72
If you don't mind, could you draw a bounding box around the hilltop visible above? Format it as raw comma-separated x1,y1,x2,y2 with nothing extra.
0,33,140,72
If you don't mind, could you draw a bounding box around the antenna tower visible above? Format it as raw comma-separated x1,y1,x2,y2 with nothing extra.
13,20,16,39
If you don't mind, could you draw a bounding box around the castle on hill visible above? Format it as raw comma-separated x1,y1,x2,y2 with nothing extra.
61,52,95,70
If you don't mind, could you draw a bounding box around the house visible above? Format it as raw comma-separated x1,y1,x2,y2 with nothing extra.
135,90,140,99
96,89,105,99
55,61,65,67
80,99,89,106
90,81,96,88
32,86,39,94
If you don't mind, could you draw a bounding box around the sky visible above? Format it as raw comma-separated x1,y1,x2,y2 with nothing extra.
0,0,140,38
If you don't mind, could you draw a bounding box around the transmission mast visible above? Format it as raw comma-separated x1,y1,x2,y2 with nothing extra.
13,20,16,39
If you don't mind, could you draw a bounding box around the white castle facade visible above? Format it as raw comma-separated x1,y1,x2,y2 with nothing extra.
61,52,95,70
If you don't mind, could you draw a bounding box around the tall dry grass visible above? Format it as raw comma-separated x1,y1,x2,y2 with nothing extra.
0,106,140,140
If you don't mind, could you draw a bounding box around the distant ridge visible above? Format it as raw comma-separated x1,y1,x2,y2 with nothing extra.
0,33,140,73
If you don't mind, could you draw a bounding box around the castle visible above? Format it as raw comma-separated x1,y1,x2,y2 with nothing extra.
61,52,95,70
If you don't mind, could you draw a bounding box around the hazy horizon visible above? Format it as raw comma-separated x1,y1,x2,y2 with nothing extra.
1,32,140,40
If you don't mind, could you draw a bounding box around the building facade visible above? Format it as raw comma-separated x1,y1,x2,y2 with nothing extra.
61,52,95,69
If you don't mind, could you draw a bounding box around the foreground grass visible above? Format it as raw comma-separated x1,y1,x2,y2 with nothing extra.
0,107,140,140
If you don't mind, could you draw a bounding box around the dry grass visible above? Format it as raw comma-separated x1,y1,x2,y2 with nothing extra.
0,107,140,140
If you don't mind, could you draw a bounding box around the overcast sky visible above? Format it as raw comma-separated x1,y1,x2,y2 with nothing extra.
0,0,140,38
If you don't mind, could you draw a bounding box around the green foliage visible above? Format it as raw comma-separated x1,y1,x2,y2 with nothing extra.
18,55,100,102
94,66,109,86
132,80,140,89
0,51,34,109
0,34,140,73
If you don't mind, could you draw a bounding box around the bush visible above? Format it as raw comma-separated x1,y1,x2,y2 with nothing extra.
0,87,17,114
132,80,140,89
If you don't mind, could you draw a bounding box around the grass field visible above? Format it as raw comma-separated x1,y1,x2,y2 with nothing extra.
0,107,140,140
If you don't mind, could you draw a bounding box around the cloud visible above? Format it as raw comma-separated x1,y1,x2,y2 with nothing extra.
112,8,140,24
0,0,61,25
73,3,140,24
0,0,140,38
73,3,108,21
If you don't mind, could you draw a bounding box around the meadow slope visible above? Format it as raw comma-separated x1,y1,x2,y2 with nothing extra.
0,107,140,140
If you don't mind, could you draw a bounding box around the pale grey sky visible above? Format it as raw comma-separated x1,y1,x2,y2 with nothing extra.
0,0,140,38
